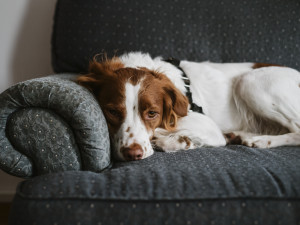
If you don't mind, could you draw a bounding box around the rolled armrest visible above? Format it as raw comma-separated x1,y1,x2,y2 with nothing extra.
0,74,110,178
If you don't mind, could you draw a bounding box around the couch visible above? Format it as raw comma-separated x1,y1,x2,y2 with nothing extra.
1,0,300,224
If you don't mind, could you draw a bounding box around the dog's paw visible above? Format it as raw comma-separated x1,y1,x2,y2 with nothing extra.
242,136,272,148
177,136,195,150
151,132,195,152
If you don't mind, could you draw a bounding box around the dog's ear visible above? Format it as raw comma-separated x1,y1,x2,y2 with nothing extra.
89,56,124,74
141,69,188,131
161,83,189,131
165,86,189,117
76,57,124,94
139,69,188,116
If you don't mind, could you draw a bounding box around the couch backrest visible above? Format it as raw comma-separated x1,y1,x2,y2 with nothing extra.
52,0,300,73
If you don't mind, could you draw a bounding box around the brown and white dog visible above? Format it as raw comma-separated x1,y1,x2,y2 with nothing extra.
77,52,300,161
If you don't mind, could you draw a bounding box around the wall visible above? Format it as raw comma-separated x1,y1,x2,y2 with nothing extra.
0,0,57,201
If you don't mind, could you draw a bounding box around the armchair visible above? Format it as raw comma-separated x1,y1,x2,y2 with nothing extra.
1,0,300,224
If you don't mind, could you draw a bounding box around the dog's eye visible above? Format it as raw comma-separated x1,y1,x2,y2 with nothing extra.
147,111,158,119
109,110,119,116
108,109,121,118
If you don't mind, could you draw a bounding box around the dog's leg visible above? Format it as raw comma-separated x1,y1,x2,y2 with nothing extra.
152,111,226,152
230,66,300,148
234,66,300,133
242,133,300,148
225,131,300,148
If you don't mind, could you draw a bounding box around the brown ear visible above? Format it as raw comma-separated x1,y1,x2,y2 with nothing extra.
76,57,124,93
139,68,189,116
76,72,103,94
165,86,189,117
89,56,124,74
161,84,189,131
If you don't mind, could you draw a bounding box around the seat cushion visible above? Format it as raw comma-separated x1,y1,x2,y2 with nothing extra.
10,146,300,225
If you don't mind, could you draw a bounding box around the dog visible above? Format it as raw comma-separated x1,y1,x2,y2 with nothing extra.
76,52,300,161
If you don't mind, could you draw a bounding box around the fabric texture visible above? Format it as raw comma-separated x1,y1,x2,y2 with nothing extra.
52,0,300,73
3,0,300,224
0,75,110,178
6,108,82,175
10,146,300,225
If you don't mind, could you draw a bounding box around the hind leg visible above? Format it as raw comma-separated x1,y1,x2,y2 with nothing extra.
235,66,300,133
231,67,300,148
243,133,300,148
226,131,300,148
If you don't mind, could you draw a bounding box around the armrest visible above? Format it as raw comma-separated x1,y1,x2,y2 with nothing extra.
0,74,110,178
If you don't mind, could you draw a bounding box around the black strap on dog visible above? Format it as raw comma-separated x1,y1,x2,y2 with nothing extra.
164,57,204,114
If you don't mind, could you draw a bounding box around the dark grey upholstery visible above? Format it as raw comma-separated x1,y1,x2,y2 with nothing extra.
52,0,300,73
10,147,300,224
0,0,299,224
0,75,110,177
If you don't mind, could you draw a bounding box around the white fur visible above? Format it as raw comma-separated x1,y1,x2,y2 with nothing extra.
119,52,300,153
153,111,226,152
120,52,187,94
113,82,154,160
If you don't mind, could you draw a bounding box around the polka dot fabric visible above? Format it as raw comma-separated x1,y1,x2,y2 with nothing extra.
6,108,82,176
10,146,300,224
6,0,300,224
52,0,300,73
0,75,110,177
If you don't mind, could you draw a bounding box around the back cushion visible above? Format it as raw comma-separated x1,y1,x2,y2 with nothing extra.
52,0,300,73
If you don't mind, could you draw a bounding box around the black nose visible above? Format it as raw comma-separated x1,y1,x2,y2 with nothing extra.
121,143,143,161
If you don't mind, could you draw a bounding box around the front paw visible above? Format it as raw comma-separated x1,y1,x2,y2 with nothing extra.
151,133,195,152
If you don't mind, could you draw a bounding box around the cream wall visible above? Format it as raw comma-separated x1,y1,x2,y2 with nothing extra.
0,0,57,201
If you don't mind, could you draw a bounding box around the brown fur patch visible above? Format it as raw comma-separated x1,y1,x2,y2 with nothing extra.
151,136,157,141
138,69,189,132
76,58,129,134
252,63,283,69
178,136,191,149
77,56,188,138
225,133,242,145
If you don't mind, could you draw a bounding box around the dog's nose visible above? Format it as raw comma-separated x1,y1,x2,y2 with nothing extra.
121,143,143,161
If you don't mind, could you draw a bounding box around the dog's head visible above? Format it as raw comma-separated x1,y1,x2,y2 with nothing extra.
77,57,188,161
